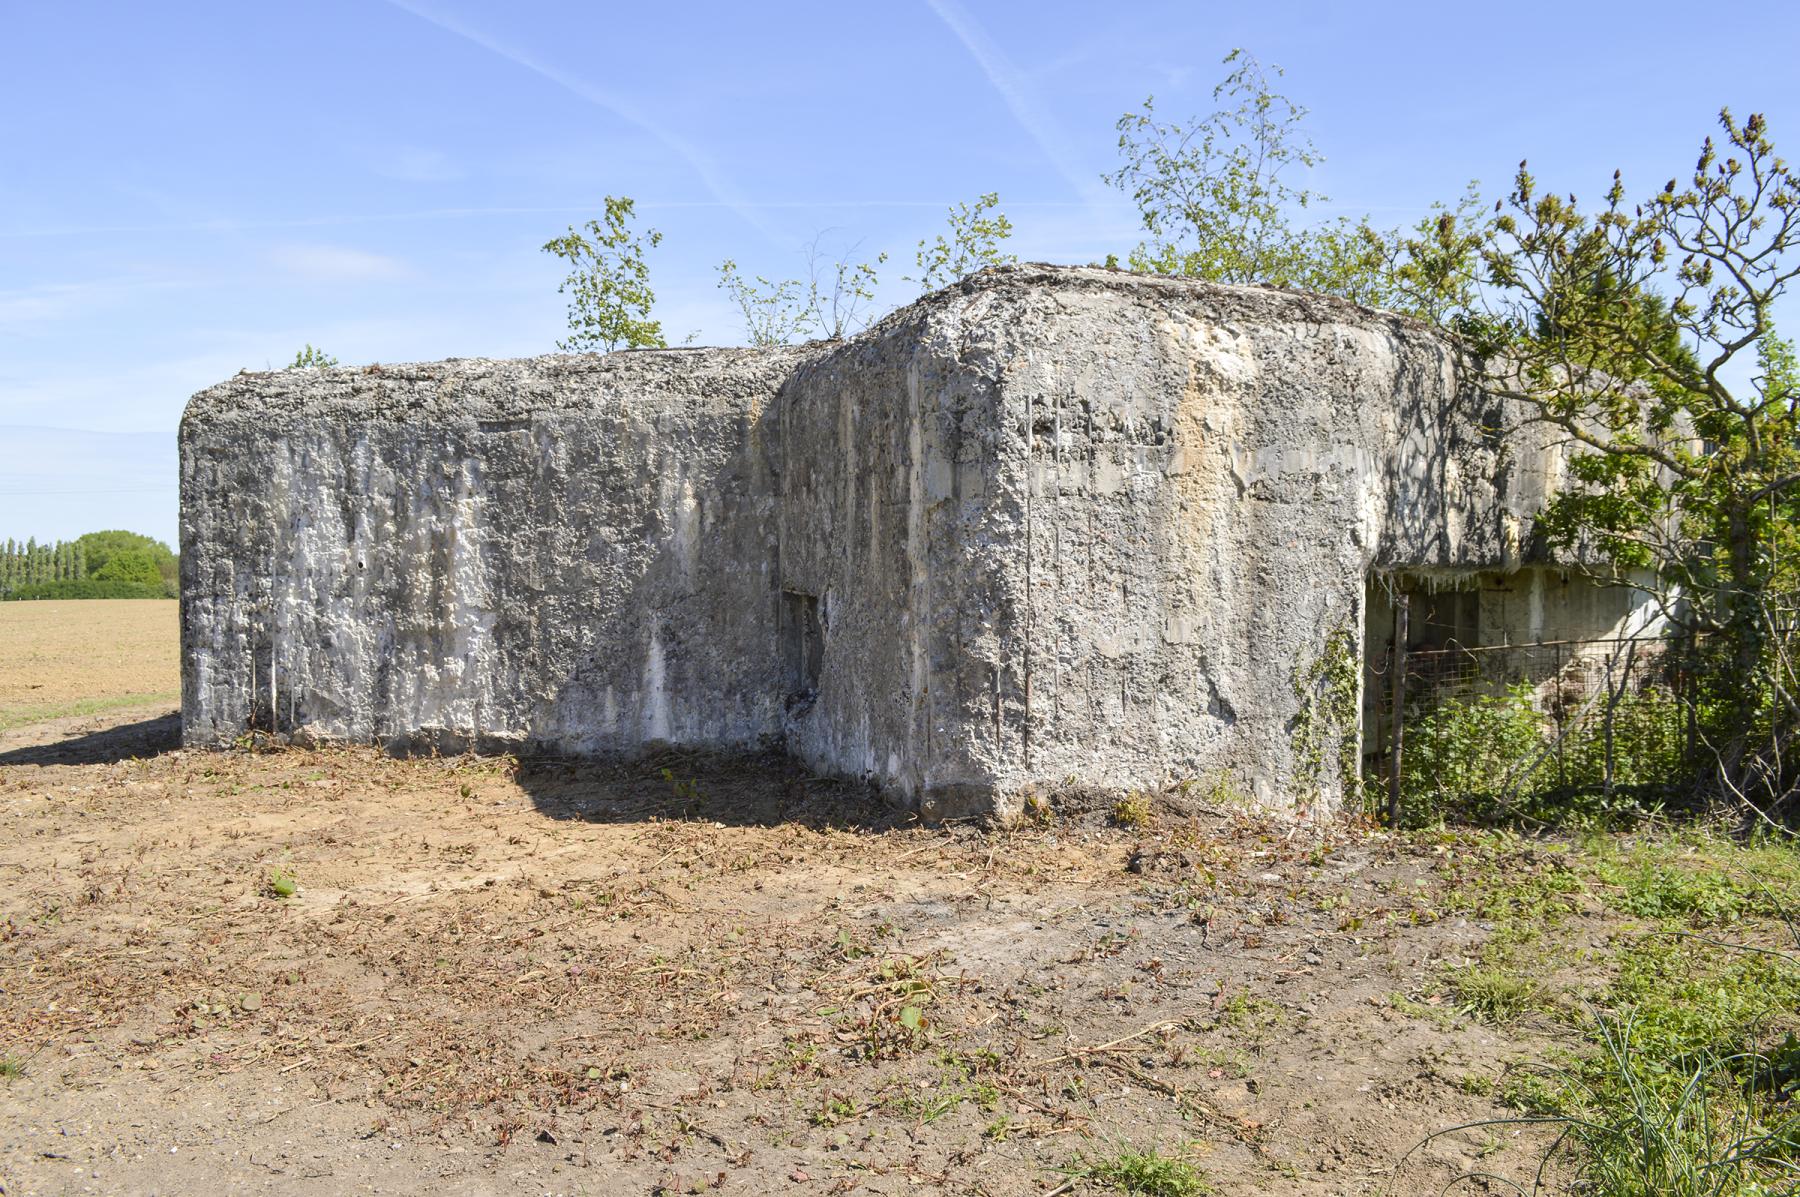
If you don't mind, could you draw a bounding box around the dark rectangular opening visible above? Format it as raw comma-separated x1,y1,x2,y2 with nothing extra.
782,590,824,701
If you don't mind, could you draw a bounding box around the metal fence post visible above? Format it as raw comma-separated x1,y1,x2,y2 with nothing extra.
1388,593,1408,827
1603,652,1616,801
1556,642,1567,789
1684,649,1699,769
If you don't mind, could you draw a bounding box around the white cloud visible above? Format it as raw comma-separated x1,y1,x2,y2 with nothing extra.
383,0,782,245
380,147,465,183
0,346,266,432
0,284,85,327
0,276,191,334
922,0,1112,214
267,244,411,282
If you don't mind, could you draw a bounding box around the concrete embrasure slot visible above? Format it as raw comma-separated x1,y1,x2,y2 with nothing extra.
781,590,823,706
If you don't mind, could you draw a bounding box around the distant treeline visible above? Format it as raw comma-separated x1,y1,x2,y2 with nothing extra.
0,531,178,600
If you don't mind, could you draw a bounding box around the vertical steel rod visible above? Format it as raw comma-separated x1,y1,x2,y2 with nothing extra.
1388,593,1408,827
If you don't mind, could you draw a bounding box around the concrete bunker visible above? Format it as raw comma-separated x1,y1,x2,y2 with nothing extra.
180,264,1642,820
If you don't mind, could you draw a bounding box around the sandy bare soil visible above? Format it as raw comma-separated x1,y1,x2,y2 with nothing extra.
0,600,178,731
18,603,1740,1194
0,700,1585,1197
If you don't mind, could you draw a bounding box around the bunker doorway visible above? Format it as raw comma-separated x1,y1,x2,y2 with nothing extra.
1360,566,1669,784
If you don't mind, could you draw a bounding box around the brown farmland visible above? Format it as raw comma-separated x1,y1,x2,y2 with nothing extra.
0,599,178,732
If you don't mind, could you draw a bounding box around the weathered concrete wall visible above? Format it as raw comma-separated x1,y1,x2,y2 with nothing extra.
773,304,1007,813
869,268,1596,814
181,349,810,754
182,265,1626,818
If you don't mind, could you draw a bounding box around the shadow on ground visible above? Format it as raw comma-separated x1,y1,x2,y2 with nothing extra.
511,745,921,831
0,713,182,767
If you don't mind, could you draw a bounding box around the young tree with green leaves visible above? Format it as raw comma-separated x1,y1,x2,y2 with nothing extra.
909,192,1017,292
1109,51,1315,286
542,196,666,353
717,260,814,347
716,236,888,346
804,236,886,340
1106,48,1447,308
289,344,338,368
1391,111,1800,799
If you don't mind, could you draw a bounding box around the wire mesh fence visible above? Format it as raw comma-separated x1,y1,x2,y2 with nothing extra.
1365,631,1700,820
1407,635,1676,713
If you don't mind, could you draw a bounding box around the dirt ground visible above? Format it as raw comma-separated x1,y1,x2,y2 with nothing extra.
0,719,1592,1196
0,600,178,731
0,604,1608,1195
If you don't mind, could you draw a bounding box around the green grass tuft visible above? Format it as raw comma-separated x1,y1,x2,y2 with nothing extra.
1448,964,1546,1023
1064,1144,1211,1196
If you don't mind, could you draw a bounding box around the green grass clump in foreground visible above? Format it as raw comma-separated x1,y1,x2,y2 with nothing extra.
0,690,178,732
1416,827,1800,1195
1435,1014,1800,1196
1062,1144,1211,1196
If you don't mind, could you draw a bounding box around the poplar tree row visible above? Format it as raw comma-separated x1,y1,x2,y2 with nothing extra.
0,531,178,599
0,538,87,595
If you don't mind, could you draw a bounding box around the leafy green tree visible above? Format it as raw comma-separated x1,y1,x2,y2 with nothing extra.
910,192,1017,292
1105,49,1461,311
1374,184,1494,324
718,259,814,347
804,237,887,340
1289,184,1496,322
92,548,163,587
542,196,666,353
76,530,177,596
0,535,147,600
1412,110,1800,793
1107,50,1325,286
289,344,339,368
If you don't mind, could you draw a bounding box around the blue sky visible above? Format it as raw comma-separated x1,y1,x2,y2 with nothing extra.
4,0,1797,548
